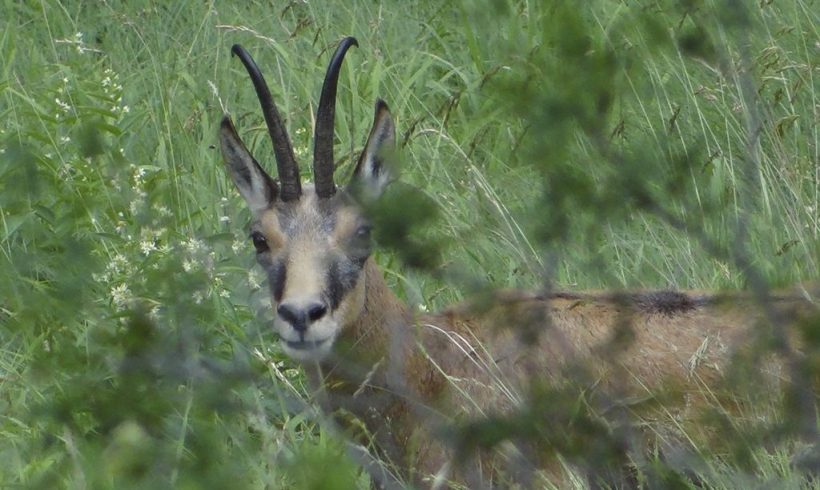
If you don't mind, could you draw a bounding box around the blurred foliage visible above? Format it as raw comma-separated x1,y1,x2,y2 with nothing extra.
367,181,444,271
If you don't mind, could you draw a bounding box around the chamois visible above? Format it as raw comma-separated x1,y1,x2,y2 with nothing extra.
219,37,817,487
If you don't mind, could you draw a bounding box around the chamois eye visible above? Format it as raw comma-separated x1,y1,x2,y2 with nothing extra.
250,231,269,253
355,224,372,240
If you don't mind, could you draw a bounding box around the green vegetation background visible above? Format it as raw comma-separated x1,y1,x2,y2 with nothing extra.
1,0,817,488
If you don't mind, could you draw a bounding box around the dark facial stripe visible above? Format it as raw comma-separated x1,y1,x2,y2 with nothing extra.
268,258,287,302
325,257,362,311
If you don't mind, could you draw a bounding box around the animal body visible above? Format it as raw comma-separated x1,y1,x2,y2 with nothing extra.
219,37,817,487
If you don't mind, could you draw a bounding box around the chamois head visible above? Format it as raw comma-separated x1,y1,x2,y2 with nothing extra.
220,37,396,362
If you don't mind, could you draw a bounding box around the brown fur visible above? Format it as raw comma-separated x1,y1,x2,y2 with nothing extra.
304,269,816,486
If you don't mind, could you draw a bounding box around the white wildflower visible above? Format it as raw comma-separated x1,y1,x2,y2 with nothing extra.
232,239,244,254
140,240,157,256
182,259,197,272
248,270,262,290
111,283,130,310
107,254,128,274
219,289,231,299
92,272,110,283
55,98,71,112
183,237,205,254
192,291,204,304
132,166,146,183
219,215,230,223
153,204,171,217
129,198,144,216
121,105,130,114
60,136,70,143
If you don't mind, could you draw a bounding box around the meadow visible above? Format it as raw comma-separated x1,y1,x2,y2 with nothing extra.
1,0,818,488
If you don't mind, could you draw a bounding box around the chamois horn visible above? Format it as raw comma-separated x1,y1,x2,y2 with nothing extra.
313,37,358,199
231,44,301,202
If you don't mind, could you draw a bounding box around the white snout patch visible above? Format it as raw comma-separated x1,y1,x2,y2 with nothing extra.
274,313,339,362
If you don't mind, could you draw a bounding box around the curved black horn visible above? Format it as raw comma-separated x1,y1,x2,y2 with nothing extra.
231,44,301,201
313,37,358,199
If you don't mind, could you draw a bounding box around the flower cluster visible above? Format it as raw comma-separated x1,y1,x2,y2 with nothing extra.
93,253,137,312
9,42,268,334
102,68,130,115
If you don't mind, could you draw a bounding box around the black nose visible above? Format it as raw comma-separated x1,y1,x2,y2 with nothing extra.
277,302,328,332
307,303,327,322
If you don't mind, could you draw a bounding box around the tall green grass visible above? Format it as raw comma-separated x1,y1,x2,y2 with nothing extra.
1,0,817,488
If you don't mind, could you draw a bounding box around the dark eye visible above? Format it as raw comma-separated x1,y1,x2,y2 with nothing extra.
250,231,269,253
355,224,372,240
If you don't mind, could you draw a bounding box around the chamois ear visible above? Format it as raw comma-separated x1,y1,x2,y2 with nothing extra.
219,116,278,214
351,99,396,199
